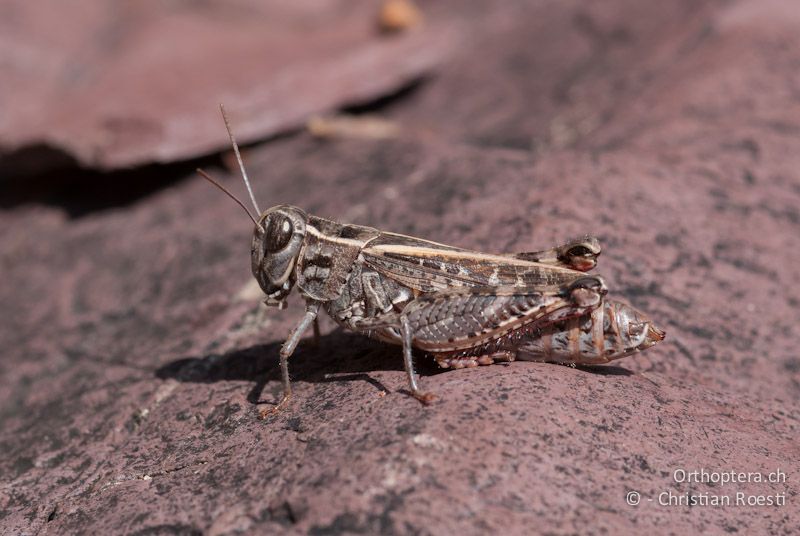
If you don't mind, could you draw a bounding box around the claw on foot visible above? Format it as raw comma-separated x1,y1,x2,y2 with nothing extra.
259,394,291,419
412,391,436,405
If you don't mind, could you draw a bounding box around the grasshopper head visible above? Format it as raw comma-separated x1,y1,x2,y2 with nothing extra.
252,205,309,307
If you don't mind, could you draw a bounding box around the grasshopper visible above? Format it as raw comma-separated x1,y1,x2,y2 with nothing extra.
200,106,664,413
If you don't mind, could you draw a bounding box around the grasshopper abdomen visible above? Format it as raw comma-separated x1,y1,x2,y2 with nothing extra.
518,300,666,364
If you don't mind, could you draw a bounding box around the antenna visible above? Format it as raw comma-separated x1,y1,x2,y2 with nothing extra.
219,103,261,216
197,168,262,230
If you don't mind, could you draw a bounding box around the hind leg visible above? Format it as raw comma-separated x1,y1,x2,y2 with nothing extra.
352,277,606,403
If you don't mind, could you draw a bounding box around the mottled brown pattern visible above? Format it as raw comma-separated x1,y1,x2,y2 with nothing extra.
296,216,378,301
363,245,585,291
248,179,641,405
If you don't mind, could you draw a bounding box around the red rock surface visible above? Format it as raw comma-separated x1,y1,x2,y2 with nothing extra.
1,1,799,534
0,0,456,174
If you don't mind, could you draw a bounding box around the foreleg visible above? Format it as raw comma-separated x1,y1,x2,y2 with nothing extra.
260,301,321,417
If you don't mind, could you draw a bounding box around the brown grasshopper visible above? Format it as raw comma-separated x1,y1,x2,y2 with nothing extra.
200,106,664,413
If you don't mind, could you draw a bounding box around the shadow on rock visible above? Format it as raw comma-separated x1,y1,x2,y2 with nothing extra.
155,331,442,405
574,364,634,377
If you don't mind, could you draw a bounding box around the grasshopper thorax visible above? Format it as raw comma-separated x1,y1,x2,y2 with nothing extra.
252,205,309,307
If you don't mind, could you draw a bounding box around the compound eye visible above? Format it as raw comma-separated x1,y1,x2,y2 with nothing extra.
567,245,593,258
265,216,293,252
